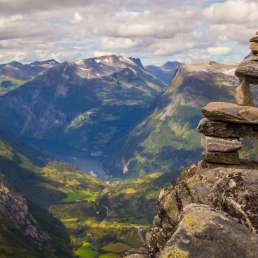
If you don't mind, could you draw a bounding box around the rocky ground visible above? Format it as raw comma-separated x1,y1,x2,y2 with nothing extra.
124,161,258,258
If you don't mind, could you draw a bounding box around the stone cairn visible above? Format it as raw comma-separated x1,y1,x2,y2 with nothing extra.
198,32,258,165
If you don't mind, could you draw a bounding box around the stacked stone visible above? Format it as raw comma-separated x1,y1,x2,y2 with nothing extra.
197,32,258,165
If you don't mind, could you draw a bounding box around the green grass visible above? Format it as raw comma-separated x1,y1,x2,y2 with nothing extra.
0,138,160,258
75,246,97,258
63,190,98,202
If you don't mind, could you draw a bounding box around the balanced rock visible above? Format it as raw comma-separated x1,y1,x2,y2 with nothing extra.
198,118,258,139
202,135,242,153
250,36,258,43
203,151,240,165
235,54,258,83
202,102,258,124
250,42,258,54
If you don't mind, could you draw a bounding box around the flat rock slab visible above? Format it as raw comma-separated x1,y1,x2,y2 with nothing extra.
235,55,258,83
202,135,242,153
202,102,258,124
203,151,240,165
198,118,258,138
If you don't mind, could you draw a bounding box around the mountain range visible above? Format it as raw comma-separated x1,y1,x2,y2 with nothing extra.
0,56,247,179
1,54,256,257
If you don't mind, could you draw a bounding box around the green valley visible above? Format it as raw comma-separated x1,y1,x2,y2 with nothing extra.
0,130,168,258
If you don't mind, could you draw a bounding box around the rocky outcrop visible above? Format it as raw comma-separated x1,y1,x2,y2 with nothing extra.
124,163,258,258
160,203,258,258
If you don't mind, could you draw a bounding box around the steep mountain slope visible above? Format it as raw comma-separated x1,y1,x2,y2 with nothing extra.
105,61,239,177
0,60,58,95
0,132,72,258
0,55,166,158
146,61,181,85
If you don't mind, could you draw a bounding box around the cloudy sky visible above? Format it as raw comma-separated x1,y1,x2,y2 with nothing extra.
0,0,257,65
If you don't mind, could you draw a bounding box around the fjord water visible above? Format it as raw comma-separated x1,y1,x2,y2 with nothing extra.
54,153,108,179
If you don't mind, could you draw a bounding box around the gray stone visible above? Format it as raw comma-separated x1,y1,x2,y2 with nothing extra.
201,135,242,153
197,118,258,138
203,151,240,165
202,102,258,124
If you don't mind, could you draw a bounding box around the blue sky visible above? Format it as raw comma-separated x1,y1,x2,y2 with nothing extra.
0,0,257,65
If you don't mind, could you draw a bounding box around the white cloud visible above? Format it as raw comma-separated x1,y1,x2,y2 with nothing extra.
0,0,257,64
72,12,83,24
207,47,232,56
204,0,258,24
101,37,137,50
93,51,113,57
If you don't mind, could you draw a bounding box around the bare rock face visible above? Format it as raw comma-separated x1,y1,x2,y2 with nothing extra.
202,102,258,124
0,178,50,247
124,163,258,257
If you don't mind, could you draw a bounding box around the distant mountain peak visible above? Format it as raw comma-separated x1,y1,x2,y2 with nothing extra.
163,61,181,69
129,57,144,69
30,59,59,66
73,55,145,79
146,60,182,85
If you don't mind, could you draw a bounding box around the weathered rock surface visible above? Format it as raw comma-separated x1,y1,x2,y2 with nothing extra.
124,163,258,257
201,135,242,153
235,55,258,83
202,102,258,124
203,151,240,165
235,79,254,106
198,118,258,138
160,204,258,258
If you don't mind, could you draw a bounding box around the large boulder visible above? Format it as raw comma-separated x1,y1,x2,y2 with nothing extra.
160,204,258,258
126,163,258,257
201,102,258,124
